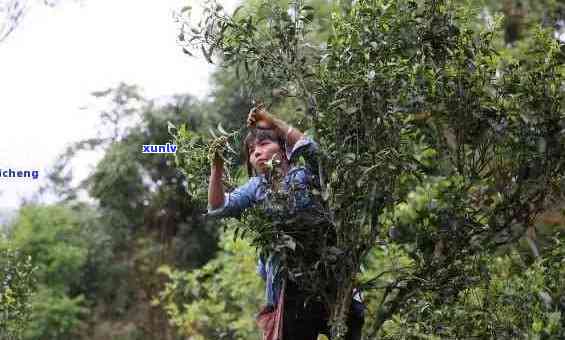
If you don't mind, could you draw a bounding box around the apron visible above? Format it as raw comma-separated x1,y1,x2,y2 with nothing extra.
256,279,286,340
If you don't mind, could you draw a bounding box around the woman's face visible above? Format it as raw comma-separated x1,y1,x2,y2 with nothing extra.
249,138,282,173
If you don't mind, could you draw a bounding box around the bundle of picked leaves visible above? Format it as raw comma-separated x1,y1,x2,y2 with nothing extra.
234,158,344,308
168,121,242,207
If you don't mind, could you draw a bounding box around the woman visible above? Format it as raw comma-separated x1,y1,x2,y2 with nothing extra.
207,106,364,340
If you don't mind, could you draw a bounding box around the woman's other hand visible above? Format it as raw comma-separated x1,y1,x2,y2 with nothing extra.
247,105,274,129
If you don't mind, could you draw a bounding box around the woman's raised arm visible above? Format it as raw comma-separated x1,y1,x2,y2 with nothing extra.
208,155,225,210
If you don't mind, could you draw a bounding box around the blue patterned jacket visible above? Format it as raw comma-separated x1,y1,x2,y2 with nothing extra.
207,137,320,306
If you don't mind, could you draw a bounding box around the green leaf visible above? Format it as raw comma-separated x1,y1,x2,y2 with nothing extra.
202,45,213,63
167,121,177,135
232,5,244,18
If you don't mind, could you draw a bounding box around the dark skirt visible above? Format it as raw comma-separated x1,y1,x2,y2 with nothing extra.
282,280,364,340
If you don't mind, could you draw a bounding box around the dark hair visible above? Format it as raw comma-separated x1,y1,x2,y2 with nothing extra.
243,127,287,177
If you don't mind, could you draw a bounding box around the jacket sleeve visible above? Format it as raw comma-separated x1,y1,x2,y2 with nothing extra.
286,136,322,188
286,136,319,162
256,257,267,281
206,177,259,219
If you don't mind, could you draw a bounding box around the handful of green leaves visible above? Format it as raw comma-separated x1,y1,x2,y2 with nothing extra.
207,135,228,164
168,121,241,207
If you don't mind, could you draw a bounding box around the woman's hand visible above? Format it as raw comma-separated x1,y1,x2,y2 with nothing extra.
208,136,227,167
247,105,273,129
245,104,304,149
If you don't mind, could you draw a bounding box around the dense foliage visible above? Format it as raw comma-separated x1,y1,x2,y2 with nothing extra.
172,0,565,338
7,204,90,339
157,224,263,339
0,243,36,339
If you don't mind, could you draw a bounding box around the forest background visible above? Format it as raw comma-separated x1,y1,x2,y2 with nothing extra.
1,0,565,339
